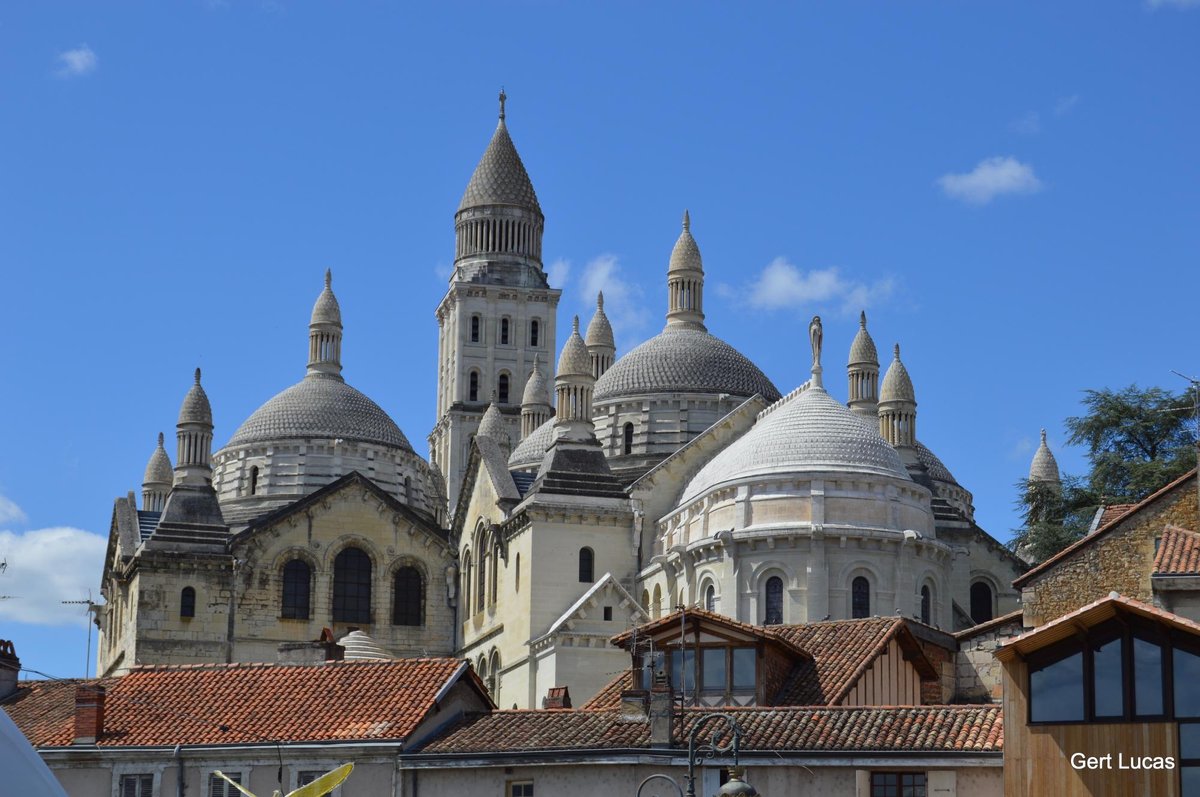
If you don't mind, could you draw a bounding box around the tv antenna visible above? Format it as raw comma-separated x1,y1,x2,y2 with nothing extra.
62,590,99,678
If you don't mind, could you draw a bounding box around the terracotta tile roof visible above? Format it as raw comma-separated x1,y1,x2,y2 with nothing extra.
1094,503,1136,532
1154,526,1200,575
997,592,1200,662
2,658,477,748
1014,468,1197,588
771,617,931,705
591,615,940,709
420,705,1002,754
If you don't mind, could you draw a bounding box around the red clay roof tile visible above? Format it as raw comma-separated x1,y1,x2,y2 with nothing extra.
1154,525,1200,575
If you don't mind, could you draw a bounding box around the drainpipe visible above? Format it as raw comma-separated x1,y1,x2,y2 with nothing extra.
174,744,184,797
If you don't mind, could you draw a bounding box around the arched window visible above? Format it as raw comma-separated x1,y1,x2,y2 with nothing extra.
488,650,501,698
515,552,521,592
623,423,634,455
920,585,932,625
970,581,994,624
333,547,372,624
498,373,510,404
764,577,783,625
578,547,594,583
462,550,473,617
392,566,424,626
281,559,311,620
468,371,480,402
500,318,510,345
642,589,651,616
705,584,716,612
530,319,540,347
652,585,663,619
180,587,195,619
470,315,481,343
478,544,488,613
249,465,259,496
851,576,871,619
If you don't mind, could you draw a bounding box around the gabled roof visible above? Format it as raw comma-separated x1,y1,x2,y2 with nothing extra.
1088,503,1136,534
609,608,811,661
236,471,448,548
533,573,644,645
952,609,1025,642
2,658,489,748
417,705,1002,755
1154,526,1200,576
1013,468,1198,588
771,616,939,705
996,592,1200,662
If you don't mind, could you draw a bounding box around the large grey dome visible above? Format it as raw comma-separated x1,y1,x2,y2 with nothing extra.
594,327,780,403
682,386,909,504
225,374,411,451
509,417,555,470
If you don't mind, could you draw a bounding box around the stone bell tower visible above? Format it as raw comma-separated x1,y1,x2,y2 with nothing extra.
430,91,561,513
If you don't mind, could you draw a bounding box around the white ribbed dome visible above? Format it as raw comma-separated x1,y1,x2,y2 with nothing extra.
338,630,392,660
522,355,551,407
848,311,878,365
682,386,910,504
179,368,213,425
585,293,615,349
310,269,341,326
143,433,173,485
880,345,915,403
1029,429,1061,483
509,417,555,470
557,317,592,377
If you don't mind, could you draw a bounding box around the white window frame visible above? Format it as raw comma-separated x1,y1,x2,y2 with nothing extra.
206,768,248,797
291,762,346,796
111,765,164,797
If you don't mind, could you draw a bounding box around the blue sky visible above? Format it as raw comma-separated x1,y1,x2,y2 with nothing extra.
1,2,1197,679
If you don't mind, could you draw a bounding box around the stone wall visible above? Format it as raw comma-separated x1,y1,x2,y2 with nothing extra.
954,616,1025,703
1020,476,1197,627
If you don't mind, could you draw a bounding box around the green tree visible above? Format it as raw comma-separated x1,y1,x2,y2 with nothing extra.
1009,384,1195,564
1066,385,1195,503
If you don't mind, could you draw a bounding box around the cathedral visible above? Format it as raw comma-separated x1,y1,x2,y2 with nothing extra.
96,94,1027,710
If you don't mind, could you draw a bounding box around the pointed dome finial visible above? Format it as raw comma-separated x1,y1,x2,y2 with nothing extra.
682,209,690,231
809,316,824,388
860,310,867,328
1041,428,1048,443
157,431,164,447
499,88,507,121
573,315,580,334
325,268,332,289
490,389,498,403
597,291,604,309
194,367,202,385
1030,428,1061,484
893,344,901,360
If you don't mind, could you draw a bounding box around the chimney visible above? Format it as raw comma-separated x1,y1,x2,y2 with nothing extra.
73,685,105,744
619,688,648,721
0,640,19,699
542,686,572,709
648,670,674,748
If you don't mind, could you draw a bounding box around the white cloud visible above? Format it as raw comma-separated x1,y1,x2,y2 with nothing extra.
0,527,106,626
938,156,1043,205
1010,111,1041,135
546,258,570,290
577,254,649,347
1054,94,1081,116
742,259,894,315
0,496,26,525
56,45,97,78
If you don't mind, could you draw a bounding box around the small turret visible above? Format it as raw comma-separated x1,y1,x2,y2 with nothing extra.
157,368,225,533
847,311,880,420
879,344,917,448
141,432,173,512
1029,429,1062,486
585,292,616,379
553,316,595,443
520,354,552,440
308,270,343,379
478,393,512,456
175,368,214,486
665,210,706,330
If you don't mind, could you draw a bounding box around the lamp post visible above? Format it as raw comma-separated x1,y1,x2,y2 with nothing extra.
635,712,759,797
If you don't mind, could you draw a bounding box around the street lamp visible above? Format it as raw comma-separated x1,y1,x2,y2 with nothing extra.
635,712,759,797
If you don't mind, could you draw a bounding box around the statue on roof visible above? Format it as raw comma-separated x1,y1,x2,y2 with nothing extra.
809,315,823,372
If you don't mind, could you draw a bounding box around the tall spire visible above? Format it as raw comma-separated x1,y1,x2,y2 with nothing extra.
879,344,917,448
847,310,880,420
666,209,706,330
308,270,343,380
585,291,616,379
1029,429,1062,486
